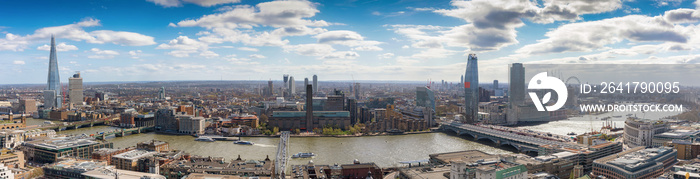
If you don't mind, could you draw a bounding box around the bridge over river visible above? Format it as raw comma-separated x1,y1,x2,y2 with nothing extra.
440,121,583,155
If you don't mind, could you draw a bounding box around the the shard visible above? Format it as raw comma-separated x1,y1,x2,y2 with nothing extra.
464,54,478,123
45,36,62,109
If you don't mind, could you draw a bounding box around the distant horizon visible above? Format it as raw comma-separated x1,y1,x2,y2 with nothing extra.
3,1,700,84
0,79,512,87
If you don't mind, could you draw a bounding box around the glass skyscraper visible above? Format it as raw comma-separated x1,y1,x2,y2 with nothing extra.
45,36,62,109
464,54,478,123
416,86,435,111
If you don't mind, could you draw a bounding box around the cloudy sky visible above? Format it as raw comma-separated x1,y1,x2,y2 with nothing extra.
2,0,700,84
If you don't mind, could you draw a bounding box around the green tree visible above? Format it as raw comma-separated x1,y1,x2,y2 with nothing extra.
273,127,279,135
259,114,269,123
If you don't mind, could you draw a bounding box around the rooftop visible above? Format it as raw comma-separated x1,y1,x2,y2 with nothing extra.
138,140,168,146
46,159,108,173
654,129,700,139
82,168,166,179
429,150,498,164
24,135,102,151
603,147,675,172
184,173,270,179
93,148,130,155
272,111,350,118
112,149,157,160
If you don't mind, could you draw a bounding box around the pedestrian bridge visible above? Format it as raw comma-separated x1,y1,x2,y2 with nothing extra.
440,122,582,154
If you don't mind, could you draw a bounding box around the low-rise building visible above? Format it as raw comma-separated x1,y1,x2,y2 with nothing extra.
0,129,56,149
667,140,700,160
137,140,169,152
161,155,273,178
111,149,158,171
0,149,23,169
230,114,259,128
592,146,677,179
178,116,205,135
268,111,350,131
624,118,669,148
671,162,700,179
419,150,528,179
91,147,133,164
185,173,271,179
290,160,382,179
44,159,166,179
21,135,113,164
653,129,700,147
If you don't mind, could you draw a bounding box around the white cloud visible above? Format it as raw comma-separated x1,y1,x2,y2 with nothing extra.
285,44,335,57
195,26,325,47
237,47,258,51
13,60,25,65
90,48,119,55
200,50,220,58
87,55,113,59
352,46,383,51
0,18,155,51
174,0,328,29
156,36,210,57
128,50,142,56
517,12,697,55
88,30,156,46
225,55,260,65
88,48,119,59
36,43,78,51
378,53,394,59
386,0,623,54
654,0,684,7
408,7,436,11
128,50,143,59
249,54,266,59
147,0,181,7
663,8,700,24
624,7,641,14
284,43,359,59
147,0,240,7
314,30,382,47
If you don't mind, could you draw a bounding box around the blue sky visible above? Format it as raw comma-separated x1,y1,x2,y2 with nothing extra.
2,0,700,84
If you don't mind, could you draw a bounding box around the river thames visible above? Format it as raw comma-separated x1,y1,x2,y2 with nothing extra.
27,118,510,168
24,108,680,168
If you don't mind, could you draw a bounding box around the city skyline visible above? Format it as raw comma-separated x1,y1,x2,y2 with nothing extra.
2,0,700,84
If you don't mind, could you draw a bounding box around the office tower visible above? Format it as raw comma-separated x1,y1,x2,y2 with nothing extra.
289,76,295,95
460,75,464,87
283,74,289,97
347,98,358,125
45,36,62,109
416,86,435,110
305,84,313,131
159,87,166,99
68,72,83,105
312,75,318,94
43,90,56,108
464,54,478,123
304,78,309,89
509,63,525,104
19,99,37,114
326,90,344,111
493,80,498,89
353,83,360,100
267,80,274,97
